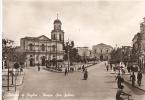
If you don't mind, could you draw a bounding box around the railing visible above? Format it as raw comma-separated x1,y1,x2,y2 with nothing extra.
24,50,65,53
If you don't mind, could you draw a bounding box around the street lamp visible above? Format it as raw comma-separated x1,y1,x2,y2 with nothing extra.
67,39,70,71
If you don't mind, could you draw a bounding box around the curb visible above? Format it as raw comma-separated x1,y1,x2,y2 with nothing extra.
124,80,145,92
44,63,97,73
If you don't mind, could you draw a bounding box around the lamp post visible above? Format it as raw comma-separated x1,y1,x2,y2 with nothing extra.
67,39,70,71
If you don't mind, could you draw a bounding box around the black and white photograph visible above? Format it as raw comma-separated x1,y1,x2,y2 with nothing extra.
2,0,145,100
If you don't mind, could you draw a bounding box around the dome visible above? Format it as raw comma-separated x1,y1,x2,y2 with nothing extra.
54,19,62,24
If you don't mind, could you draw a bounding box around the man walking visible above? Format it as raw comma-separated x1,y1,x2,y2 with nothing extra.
130,72,136,87
137,71,142,86
115,73,123,88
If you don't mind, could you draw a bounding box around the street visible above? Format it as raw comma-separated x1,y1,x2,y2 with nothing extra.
19,62,145,100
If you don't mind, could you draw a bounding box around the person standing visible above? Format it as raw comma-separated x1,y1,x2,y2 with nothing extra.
130,72,136,87
38,63,40,71
82,65,85,72
127,66,131,73
84,69,88,80
110,63,112,70
137,71,142,86
115,73,123,88
64,68,68,76
106,65,109,71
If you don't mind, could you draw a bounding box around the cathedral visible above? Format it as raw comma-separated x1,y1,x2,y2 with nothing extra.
20,17,65,66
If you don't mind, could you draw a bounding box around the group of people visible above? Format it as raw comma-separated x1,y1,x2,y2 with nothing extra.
81,65,88,80
64,65,88,80
105,62,143,87
130,71,143,87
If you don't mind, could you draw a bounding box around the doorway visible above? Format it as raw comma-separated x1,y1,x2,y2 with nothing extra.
41,56,46,66
30,59,34,66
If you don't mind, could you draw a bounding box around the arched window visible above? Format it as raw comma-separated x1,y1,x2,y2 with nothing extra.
29,43,33,51
53,34,56,40
41,44,45,51
59,34,61,41
52,45,55,51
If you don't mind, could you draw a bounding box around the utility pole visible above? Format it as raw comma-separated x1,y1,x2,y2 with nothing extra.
67,39,70,71
7,60,10,91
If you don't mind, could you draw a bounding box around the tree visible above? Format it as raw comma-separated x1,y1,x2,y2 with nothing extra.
63,41,80,65
2,39,15,66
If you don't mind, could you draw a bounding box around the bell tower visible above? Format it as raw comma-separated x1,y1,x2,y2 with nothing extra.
51,14,64,42
140,17,145,34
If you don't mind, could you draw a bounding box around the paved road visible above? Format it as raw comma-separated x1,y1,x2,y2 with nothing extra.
19,62,145,100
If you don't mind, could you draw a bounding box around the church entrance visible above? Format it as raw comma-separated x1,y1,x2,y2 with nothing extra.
30,58,34,66
41,56,46,66
100,55,103,61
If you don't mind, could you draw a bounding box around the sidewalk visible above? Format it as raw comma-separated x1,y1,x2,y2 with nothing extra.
122,72,145,92
2,71,25,100
108,66,145,92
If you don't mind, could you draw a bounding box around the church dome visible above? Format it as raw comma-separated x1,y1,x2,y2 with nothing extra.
54,19,62,24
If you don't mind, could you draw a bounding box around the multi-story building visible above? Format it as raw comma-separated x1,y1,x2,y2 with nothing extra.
76,47,90,60
132,17,145,69
20,18,65,66
92,43,113,61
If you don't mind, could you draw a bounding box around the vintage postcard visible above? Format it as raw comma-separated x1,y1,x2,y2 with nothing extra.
2,0,145,100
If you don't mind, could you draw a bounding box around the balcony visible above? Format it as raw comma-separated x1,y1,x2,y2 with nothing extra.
24,49,65,54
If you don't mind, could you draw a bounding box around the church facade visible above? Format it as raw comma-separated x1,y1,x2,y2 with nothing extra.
20,18,65,66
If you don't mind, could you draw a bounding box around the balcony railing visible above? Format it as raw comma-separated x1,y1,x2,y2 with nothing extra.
24,49,65,54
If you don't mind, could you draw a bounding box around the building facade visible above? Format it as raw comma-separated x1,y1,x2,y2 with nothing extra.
20,18,65,66
76,47,91,60
92,43,113,61
132,17,145,69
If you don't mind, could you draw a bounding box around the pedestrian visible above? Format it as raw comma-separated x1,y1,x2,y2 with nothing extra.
38,63,40,71
82,65,85,72
84,69,88,80
106,65,109,71
137,71,142,86
130,65,134,72
130,72,136,87
115,73,124,88
116,85,130,100
127,66,131,73
64,68,68,76
110,63,112,70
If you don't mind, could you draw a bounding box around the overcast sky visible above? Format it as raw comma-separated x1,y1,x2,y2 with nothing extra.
2,0,145,48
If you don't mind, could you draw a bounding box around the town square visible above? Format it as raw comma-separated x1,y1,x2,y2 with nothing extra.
2,0,145,100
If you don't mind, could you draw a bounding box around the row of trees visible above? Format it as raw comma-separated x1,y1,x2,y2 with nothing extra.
110,47,136,65
2,39,26,69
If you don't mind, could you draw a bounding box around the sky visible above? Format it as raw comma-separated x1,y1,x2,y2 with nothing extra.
2,0,145,48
